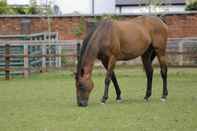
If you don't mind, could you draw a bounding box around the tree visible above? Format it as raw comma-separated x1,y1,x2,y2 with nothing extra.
139,0,170,15
0,0,13,14
0,0,56,15
186,0,197,10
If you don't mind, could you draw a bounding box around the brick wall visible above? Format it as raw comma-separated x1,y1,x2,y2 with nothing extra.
165,13,197,38
0,12,197,40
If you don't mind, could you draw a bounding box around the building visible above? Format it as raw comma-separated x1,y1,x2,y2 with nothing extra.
115,0,186,14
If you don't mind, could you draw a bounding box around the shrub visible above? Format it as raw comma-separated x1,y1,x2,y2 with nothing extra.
186,0,197,11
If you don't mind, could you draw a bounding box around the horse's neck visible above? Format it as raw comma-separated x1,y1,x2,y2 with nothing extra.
82,52,96,77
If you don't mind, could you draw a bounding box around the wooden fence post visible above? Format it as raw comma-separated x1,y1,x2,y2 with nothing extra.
77,42,81,62
42,45,47,72
5,44,10,80
23,44,29,78
76,42,81,71
55,45,62,68
179,41,184,66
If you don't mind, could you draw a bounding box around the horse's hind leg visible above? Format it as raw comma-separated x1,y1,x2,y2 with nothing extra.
157,53,168,101
142,46,156,101
152,29,168,101
111,71,122,102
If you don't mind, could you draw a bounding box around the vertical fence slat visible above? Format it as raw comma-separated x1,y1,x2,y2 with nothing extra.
5,44,10,80
42,45,47,72
77,42,81,61
55,45,62,68
179,41,184,66
76,42,81,72
24,44,29,78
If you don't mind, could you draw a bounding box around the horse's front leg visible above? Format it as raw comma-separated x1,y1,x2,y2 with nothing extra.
101,71,111,103
101,56,116,104
101,71,122,103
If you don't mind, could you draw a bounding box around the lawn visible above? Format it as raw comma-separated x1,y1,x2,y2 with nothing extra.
0,67,197,131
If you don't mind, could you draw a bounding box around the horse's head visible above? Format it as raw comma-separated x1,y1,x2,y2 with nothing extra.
75,69,94,107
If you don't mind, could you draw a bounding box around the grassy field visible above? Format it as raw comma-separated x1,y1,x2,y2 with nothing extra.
0,67,197,131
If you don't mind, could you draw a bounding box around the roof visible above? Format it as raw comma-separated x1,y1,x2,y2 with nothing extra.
115,0,186,6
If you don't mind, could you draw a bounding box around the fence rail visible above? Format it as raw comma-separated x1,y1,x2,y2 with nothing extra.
0,40,81,79
0,38,197,80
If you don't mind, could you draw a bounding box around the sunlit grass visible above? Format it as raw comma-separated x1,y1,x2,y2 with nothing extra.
0,67,197,131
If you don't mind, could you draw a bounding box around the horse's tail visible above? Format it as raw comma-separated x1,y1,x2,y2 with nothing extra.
158,15,167,24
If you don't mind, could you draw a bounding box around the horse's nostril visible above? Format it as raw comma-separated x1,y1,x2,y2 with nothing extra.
78,100,88,107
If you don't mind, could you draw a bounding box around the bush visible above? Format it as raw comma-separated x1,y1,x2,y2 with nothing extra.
0,0,13,14
186,1,197,11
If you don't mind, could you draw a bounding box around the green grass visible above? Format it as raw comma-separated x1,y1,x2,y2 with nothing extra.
0,67,197,131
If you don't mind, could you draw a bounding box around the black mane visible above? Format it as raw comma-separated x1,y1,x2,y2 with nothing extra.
76,20,113,78
76,30,95,77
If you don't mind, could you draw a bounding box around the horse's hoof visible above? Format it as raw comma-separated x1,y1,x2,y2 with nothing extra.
144,99,149,102
144,97,150,102
100,97,107,104
100,102,105,105
160,98,166,102
116,99,123,103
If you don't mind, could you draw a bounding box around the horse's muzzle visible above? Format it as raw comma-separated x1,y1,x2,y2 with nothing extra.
77,97,88,107
78,100,88,107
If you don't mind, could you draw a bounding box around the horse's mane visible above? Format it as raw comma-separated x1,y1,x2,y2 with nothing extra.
76,30,95,77
76,20,113,78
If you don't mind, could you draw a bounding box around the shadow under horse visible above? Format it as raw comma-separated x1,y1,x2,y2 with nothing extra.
75,16,168,107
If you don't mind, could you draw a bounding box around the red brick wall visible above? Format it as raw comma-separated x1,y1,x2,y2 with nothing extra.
30,17,83,40
0,17,21,35
164,14,197,38
0,13,197,40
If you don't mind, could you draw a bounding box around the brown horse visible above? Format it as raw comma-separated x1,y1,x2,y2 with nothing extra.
75,16,168,107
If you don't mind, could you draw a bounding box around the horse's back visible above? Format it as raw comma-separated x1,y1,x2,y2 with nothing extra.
111,16,168,59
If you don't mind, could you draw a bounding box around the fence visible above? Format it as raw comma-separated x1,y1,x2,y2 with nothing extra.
0,37,197,79
0,40,81,79
115,37,197,67
167,37,197,67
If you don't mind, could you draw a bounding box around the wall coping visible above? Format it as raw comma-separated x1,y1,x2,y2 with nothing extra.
0,11,197,18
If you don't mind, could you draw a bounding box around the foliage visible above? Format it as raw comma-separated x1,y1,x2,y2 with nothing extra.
146,0,163,6
72,17,86,38
186,0,197,11
0,0,13,14
140,0,169,14
93,14,120,21
0,0,54,15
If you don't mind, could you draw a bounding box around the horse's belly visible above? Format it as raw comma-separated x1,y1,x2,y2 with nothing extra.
117,52,140,61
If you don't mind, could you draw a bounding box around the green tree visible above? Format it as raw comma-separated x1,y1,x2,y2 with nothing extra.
72,17,85,39
0,0,55,15
0,0,13,14
186,0,197,10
